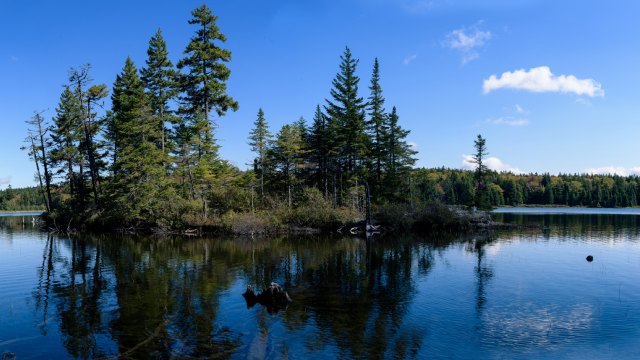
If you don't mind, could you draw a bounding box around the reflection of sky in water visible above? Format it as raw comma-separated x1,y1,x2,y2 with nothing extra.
481,303,594,349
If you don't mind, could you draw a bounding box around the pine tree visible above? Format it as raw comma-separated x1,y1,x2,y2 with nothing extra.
177,4,238,160
69,65,108,208
294,116,308,142
272,124,305,206
382,107,417,201
108,57,167,223
172,121,197,199
324,47,369,200
309,105,330,198
177,4,239,217
248,108,272,200
471,134,489,208
293,116,310,183
367,58,386,197
50,86,82,195
141,28,178,159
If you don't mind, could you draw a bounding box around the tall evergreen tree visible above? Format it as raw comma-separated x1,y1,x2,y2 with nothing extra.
324,47,368,200
248,108,272,200
366,58,386,197
141,28,178,158
293,116,310,183
177,4,238,160
177,4,239,217
382,107,417,201
309,105,330,198
50,87,82,195
108,57,167,223
69,65,108,207
272,124,305,206
471,134,489,208
172,121,197,199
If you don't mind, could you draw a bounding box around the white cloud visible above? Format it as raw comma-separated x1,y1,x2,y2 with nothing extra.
462,155,523,174
445,24,492,64
483,66,604,97
487,117,529,126
403,54,418,65
584,166,640,176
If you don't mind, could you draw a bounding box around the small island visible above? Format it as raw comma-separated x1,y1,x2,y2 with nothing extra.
16,5,640,235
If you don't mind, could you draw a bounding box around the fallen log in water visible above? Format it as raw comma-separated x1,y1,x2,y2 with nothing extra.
243,282,292,313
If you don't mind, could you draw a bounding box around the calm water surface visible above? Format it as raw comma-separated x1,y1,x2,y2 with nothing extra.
1,210,639,359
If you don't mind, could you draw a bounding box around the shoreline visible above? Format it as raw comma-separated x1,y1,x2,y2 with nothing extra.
36,204,527,237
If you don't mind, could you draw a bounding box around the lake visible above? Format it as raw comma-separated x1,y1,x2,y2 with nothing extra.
1,209,639,359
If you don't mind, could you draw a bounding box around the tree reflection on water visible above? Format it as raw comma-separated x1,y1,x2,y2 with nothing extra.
31,231,478,359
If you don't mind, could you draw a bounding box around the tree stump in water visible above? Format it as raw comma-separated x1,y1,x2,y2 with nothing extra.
243,282,292,313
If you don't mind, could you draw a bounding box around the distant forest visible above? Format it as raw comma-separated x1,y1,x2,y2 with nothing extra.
413,169,640,208
9,170,640,214
0,186,45,211
20,4,639,231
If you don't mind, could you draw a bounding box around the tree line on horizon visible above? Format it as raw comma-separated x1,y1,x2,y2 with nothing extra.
9,166,640,213
22,4,417,229
412,169,640,208
0,186,45,211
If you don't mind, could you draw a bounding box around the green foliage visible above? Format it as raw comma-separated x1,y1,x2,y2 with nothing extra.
288,187,358,228
373,203,416,231
367,58,386,198
68,64,109,208
374,202,471,233
325,47,368,186
23,111,53,212
22,4,520,234
248,108,272,200
174,4,239,217
470,134,490,208
381,107,417,202
0,186,46,211
141,28,179,157
308,105,331,196
270,123,307,206
410,167,640,209
177,3,238,148
106,57,170,227
50,86,82,195
270,187,360,230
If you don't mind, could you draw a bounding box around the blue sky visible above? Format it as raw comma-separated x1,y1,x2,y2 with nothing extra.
2,0,639,189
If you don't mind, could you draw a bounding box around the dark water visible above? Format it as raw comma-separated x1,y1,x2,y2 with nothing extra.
1,211,639,359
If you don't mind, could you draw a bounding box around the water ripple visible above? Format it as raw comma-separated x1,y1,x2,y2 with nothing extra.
480,303,594,349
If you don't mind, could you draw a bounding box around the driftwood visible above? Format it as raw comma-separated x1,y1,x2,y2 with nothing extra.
243,282,292,313
338,221,386,236
337,182,388,236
